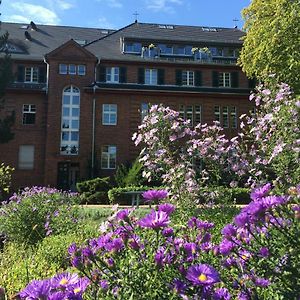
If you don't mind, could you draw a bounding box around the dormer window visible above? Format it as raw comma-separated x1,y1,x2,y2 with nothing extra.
124,42,142,53
106,67,119,83
25,67,38,83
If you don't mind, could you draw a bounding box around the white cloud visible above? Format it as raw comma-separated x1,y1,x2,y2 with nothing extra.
10,2,60,25
3,14,31,24
98,17,116,29
55,0,74,10
96,0,122,8
146,0,183,13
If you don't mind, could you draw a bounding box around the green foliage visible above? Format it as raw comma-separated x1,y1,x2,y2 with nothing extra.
114,158,145,187
0,187,80,245
0,29,15,143
197,186,250,205
76,177,111,204
0,232,89,298
0,163,13,199
239,0,300,92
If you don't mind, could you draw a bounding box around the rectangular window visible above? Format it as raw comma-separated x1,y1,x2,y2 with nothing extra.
179,105,202,126
101,145,116,169
219,72,231,87
124,42,142,53
230,106,237,128
18,145,34,170
77,65,86,76
23,104,36,125
69,64,76,75
59,64,68,74
106,67,119,83
102,104,117,125
182,71,194,86
214,106,221,123
141,103,149,121
145,69,158,85
223,106,229,128
25,67,38,83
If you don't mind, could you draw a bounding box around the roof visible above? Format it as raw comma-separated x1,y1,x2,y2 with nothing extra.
0,22,114,60
85,22,245,61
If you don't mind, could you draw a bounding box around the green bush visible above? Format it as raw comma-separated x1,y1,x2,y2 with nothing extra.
76,177,111,204
114,158,145,187
197,186,250,204
0,163,13,201
0,231,91,298
0,187,80,245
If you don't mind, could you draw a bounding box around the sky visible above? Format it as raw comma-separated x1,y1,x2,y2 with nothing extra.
1,0,251,30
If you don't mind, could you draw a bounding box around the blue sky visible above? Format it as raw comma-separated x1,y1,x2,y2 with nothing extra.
1,0,251,29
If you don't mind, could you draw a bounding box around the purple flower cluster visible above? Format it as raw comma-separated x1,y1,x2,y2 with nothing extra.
19,273,89,300
142,189,168,203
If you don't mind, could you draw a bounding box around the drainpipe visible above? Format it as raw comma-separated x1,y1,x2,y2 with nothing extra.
91,58,100,177
43,56,49,94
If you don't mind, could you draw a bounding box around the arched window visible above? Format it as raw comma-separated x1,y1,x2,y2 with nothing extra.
60,85,80,155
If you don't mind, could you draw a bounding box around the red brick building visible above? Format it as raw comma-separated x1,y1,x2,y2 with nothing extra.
0,21,254,191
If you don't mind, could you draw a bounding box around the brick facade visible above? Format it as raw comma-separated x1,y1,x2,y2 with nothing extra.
0,22,254,191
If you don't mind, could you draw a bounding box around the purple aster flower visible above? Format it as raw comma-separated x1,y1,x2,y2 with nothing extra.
221,224,237,238
259,247,270,257
142,189,168,203
138,210,170,230
105,238,124,253
19,279,51,299
250,183,272,200
100,280,109,291
116,209,131,221
234,213,249,227
261,195,286,209
219,239,235,256
158,203,175,215
171,278,187,295
213,287,231,300
71,277,90,295
186,264,220,286
183,242,197,257
51,272,79,287
254,277,270,287
162,227,174,237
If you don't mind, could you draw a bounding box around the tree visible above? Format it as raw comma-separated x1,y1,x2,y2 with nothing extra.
239,0,300,92
0,2,15,143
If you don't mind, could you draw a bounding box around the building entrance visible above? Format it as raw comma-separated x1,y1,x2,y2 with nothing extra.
57,162,80,191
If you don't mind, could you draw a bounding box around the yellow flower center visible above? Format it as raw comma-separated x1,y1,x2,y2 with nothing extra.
74,288,81,294
59,278,68,285
242,255,247,260
198,274,207,282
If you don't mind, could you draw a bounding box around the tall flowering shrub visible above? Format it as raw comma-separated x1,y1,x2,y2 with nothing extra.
238,82,300,188
133,105,241,213
0,186,80,245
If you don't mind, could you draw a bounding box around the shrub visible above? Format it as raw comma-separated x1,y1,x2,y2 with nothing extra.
0,187,80,245
0,232,89,298
0,163,13,201
76,177,111,204
197,186,250,205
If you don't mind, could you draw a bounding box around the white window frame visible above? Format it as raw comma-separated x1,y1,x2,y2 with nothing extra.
69,64,76,75
230,106,237,128
59,64,68,75
106,67,119,83
60,86,80,155
141,103,149,121
77,65,86,76
145,69,158,85
214,106,221,123
222,106,229,128
25,67,38,83
102,104,117,125
219,72,231,87
22,104,36,125
18,145,34,170
101,145,116,169
179,105,202,126
182,71,194,86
